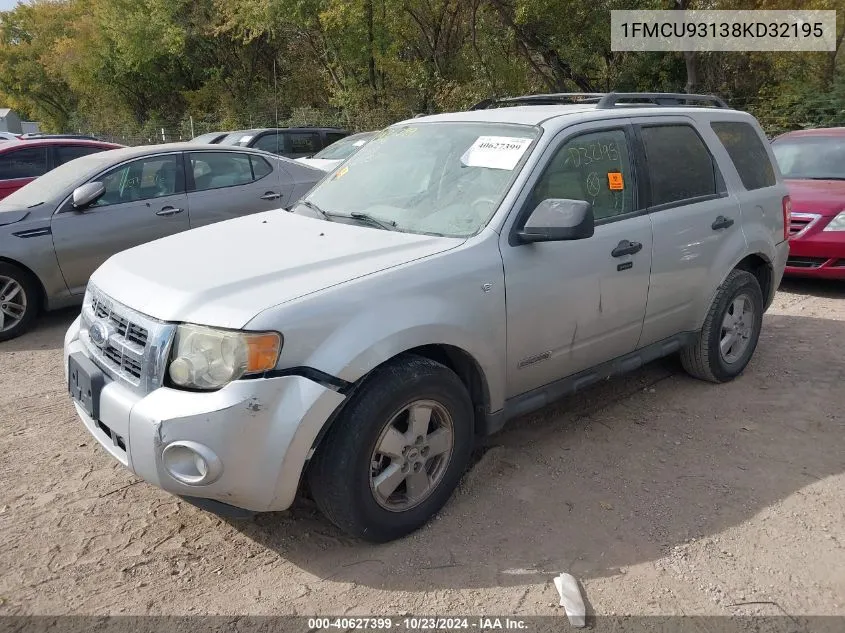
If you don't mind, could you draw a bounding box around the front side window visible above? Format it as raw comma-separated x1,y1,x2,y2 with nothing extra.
640,125,719,207
92,155,185,207
0,147,48,180
253,133,283,154
772,135,845,181
189,152,256,191
531,129,635,222
295,122,539,237
711,121,776,190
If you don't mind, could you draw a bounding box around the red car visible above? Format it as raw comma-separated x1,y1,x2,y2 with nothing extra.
0,138,123,200
771,128,845,279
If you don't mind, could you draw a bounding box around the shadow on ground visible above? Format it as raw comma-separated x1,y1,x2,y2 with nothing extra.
228,311,845,590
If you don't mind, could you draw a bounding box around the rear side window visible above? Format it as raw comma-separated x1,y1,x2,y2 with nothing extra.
56,144,106,166
640,125,719,207
189,152,270,191
711,121,776,190
288,133,320,157
0,147,48,180
250,155,272,179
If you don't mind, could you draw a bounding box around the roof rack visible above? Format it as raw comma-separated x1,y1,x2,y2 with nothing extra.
469,91,729,111
470,93,607,110
596,92,729,109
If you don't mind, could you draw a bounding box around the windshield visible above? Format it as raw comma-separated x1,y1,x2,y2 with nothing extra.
772,135,845,180
219,131,257,147
0,150,119,208
295,122,539,237
313,132,376,160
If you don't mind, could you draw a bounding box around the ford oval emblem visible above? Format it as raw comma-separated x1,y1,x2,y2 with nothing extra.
89,320,111,348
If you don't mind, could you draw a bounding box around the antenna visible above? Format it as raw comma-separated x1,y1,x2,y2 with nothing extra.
273,59,280,154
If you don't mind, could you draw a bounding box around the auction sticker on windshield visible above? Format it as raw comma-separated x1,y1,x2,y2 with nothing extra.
461,136,533,170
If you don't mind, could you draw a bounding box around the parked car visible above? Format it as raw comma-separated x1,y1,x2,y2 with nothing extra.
19,133,101,141
217,127,351,159
771,127,845,279
0,143,325,340
295,130,379,171
0,132,20,142
0,139,123,200
64,92,788,542
189,131,228,145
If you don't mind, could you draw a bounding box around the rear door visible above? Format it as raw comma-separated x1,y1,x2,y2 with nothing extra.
51,152,190,294
0,145,49,199
634,118,744,348
185,150,290,228
251,132,284,156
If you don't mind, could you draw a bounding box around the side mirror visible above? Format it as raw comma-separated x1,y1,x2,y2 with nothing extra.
72,182,106,209
517,199,595,243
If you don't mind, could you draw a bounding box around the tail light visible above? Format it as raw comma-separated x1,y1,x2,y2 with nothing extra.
782,195,791,241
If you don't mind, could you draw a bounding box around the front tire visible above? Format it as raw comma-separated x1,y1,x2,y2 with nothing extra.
681,269,764,383
0,262,39,342
307,354,474,542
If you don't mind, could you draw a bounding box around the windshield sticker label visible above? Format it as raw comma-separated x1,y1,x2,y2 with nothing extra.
353,139,367,147
607,172,624,190
333,165,349,180
461,136,533,170
239,135,254,143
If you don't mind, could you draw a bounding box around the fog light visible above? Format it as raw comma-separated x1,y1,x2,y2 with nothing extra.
161,441,222,485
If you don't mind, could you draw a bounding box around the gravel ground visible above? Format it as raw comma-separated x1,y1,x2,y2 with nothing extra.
0,279,843,619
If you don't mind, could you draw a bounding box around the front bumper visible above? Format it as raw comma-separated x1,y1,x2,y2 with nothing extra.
64,316,346,512
785,219,845,279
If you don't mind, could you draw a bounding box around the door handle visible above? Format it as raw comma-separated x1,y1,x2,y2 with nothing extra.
611,240,643,257
156,207,184,217
260,192,282,200
711,215,735,230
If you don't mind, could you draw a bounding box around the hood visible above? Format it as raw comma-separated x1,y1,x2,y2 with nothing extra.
294,158,342,172
784,179,845,216
91,210,462,329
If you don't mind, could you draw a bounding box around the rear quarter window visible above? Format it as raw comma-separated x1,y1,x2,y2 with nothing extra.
711,121,776,190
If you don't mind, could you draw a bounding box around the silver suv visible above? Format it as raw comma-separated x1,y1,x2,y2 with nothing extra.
64,92,790,542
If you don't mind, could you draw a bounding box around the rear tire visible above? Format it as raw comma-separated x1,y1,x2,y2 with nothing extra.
307,354,474,542
681,269,763,383
0,262,39,342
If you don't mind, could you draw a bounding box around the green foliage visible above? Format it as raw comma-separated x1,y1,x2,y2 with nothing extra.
0,0,840,136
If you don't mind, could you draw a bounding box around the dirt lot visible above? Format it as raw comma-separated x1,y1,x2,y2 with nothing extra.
1,279,843,619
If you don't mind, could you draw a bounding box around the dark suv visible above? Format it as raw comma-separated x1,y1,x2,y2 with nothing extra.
217,127,350,159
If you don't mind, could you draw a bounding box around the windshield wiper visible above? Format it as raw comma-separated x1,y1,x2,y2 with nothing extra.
348,211,399,231
296,199,333,221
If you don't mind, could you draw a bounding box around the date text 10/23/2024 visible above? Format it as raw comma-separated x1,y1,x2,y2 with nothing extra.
308,617,530,631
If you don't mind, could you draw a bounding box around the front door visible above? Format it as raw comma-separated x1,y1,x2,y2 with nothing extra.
51,153,190,294
0,145,49,199
500,123,653,397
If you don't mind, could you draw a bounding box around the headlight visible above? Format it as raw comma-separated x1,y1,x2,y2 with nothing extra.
168,324,282,390
822,211,845,232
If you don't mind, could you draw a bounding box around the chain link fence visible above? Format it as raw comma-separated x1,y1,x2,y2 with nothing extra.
72,106,403,147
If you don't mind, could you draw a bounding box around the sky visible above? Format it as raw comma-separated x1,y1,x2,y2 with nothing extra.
0,0,23,11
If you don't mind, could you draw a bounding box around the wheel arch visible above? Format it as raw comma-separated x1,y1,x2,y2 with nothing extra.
0,256,46,311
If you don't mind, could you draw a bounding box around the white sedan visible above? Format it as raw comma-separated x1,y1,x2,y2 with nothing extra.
295,130,377,171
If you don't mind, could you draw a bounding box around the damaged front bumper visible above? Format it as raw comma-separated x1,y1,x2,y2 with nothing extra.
64,316,346,512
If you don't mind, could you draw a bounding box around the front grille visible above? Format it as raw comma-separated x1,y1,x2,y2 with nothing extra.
786,256,827,269
91,294,149,348
80,286,176,394
789,213,820,238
